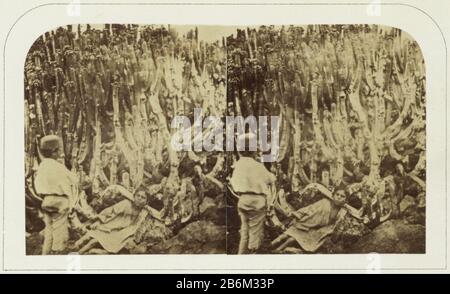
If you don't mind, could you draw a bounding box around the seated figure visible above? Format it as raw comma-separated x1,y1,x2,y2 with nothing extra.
74,185,161,254
271,183,359,253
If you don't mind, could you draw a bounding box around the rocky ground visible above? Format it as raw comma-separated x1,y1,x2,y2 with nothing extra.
319,216,425,254
26,195,425,255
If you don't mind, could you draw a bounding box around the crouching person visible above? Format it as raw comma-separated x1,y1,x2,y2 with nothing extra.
34,135,78,254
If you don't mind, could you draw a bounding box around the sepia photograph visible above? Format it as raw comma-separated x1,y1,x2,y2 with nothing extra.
23,23,425,256
24,24,228,255
225,24,426,254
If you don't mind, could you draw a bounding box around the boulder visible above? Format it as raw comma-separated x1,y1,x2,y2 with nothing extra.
149,220,226,254
348,219,425,253
139,217,174,246
199,196,226,225
399,195,416,214
319,213,370,253
26,232,44,255
199,196,217,214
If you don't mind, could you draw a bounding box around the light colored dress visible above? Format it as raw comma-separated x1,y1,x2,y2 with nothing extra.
88,199,146,253
285,198,346,252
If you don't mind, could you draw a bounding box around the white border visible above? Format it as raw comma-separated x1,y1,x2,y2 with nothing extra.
1,2,447,273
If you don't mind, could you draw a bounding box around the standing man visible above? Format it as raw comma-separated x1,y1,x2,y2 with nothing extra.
34,135,78,254
229,133,277,254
